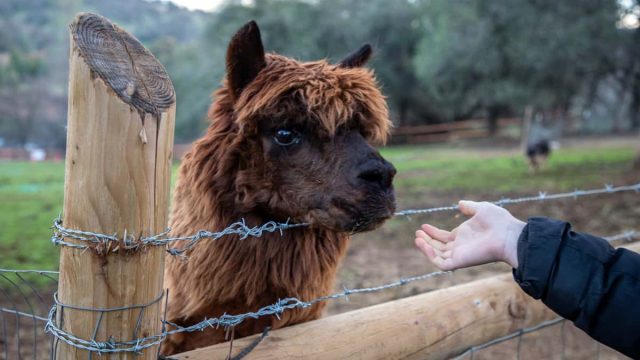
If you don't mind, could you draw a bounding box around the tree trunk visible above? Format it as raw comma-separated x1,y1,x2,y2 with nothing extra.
520,106,533,152
397,98,409,127
486,105,500,136
630,72,640,131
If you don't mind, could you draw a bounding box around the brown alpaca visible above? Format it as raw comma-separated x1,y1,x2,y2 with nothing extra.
161,21,396,355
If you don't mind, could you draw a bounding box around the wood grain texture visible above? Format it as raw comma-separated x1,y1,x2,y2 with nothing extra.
70,13,175,116
55,13,175,359
174,242,640,360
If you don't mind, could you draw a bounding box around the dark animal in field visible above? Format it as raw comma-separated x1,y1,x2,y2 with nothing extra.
161,21,396,355
526,139,551,170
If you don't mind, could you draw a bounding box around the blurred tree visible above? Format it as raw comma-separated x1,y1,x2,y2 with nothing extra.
0,51,47,146
618,0,640,131
414,0,622,134
196,0,434,127
618,0,640,166
0,0,211,147
0,0,637,146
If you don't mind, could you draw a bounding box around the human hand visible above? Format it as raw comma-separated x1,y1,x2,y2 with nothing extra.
414,201,526,270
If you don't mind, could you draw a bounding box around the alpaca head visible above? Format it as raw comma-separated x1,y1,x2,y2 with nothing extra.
209,21,396,233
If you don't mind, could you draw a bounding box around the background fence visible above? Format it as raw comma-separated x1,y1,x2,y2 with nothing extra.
390,118,522,145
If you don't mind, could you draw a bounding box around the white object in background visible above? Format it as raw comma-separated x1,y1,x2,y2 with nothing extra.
30,148,46,161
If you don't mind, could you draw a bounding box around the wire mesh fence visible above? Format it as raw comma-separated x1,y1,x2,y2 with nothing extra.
1,182,639,359
0,270,58,359
454,318,631,360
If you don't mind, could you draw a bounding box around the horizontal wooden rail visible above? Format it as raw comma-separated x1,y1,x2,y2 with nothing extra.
391,118,522,144
392,118,520,136
174,241,640,360
408,128,489,144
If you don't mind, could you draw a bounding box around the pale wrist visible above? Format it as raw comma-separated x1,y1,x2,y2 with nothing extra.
502,218,526,268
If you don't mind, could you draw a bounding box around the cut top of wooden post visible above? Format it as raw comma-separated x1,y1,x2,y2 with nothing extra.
71,12,175,117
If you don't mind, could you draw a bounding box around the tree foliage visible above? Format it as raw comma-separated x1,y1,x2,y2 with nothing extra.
0,0,637,147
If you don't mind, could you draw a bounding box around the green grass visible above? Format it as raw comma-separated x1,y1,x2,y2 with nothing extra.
0,143,636,272
0,162,65,271
381,146,636,193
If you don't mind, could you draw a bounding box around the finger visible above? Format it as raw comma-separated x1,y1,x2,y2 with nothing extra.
458,200,480,217
415,237,455,271
421,224,455,242
415,237,450,267
416,230,449,251
415,236,436,259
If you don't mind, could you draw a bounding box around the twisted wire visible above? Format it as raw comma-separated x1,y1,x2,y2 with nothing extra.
50,182,640,255
32,181,640,354
41,227,640,354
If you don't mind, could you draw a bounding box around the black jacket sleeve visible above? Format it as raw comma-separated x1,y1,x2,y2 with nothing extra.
513,217,640,359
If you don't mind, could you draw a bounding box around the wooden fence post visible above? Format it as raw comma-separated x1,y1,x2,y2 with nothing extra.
54,13,175,359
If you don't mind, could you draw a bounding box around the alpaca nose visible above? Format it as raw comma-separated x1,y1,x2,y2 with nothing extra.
357,159,396,189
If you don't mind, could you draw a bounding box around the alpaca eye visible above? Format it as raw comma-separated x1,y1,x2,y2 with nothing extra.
273,129,301,146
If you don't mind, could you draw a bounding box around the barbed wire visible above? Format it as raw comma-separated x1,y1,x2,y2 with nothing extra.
43,291,167,354
394,182,640,216
9,181,638,355
41,227,640,354
49,182,640,256
43,270,452,354
51,218,308,256
163,269,452,332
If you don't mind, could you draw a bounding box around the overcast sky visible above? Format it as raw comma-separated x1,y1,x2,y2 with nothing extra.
155,0,225,11
156,0,639,28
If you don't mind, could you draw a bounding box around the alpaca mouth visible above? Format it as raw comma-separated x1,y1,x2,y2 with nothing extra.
349,214,391,233
331,195,396,234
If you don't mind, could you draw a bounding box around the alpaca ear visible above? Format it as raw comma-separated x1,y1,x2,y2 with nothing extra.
226,21,267,99
339,44,373,68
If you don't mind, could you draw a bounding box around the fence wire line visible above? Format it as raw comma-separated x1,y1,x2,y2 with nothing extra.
43,270,452,354
43,291,167,354
452,317,566,360
7,182,639,355
39,228,640,355
49,182,640,256
0,269,59,359
50,218,309,256
394,182,640,216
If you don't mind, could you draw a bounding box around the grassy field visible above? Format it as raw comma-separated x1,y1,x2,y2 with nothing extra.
384,144,636,192
0,140,637,271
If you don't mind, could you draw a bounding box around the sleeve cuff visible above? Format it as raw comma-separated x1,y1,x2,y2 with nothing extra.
512,217,568,299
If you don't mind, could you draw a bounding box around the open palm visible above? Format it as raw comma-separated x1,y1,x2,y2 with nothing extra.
415,201,525,270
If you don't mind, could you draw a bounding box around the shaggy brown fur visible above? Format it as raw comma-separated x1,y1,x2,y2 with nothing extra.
161,21,396,355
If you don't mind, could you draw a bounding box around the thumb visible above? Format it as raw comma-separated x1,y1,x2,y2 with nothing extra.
458,200,479,217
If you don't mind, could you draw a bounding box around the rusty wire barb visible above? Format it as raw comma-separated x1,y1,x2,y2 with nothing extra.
50,182,640,257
